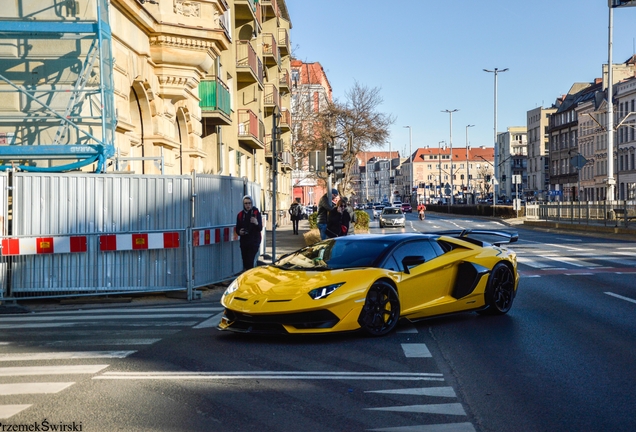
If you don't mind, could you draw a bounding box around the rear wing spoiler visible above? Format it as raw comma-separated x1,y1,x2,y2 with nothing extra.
427,229,518,246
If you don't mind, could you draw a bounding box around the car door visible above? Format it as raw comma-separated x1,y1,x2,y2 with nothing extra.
383,239,455,316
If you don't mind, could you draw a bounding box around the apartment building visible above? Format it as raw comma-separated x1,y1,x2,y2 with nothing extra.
496,127,528,200
354,152,400,204
526,106,557,200
290,60,333,206
0,0,293,213
615,75,636,200
413,145,494,203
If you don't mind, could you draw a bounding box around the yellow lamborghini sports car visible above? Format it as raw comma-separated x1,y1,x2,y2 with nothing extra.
218,230,519,336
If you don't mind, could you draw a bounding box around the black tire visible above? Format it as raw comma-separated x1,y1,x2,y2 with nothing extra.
478,262,516,315
358,281,400,336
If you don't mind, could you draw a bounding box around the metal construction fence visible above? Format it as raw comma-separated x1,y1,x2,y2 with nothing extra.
0,172,261,301
525,200,636,228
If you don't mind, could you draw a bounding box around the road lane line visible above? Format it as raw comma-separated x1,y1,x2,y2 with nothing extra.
401,343,432,358
29,307,223,315
45,338,161,346
0,313,214,322
0,364,109,377
368,422,476,432
605,292,636,304
0,405,31,419
0,382,74,395
365,387,456,397
0,351,135,361
193,312,224,329
365,403,466,415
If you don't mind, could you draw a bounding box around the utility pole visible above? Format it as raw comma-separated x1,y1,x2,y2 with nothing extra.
484,67,508,214
442,110,458,204
271,109,281,262
466,124,474,202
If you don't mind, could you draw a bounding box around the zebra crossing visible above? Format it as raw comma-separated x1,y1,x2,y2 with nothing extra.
515,245,636,276
0,305,221,420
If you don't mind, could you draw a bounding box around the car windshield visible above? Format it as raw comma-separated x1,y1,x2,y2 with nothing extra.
273,238,393,270
382,208,403,215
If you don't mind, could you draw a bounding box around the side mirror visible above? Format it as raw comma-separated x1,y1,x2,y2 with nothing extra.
401,256,426,274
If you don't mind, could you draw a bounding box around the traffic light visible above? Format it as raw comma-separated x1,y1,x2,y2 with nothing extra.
333,146,345,171
486,174,491,182
501,174,506,182
326,146,334,173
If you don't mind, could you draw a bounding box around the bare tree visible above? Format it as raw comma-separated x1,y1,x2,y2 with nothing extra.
294,81,395,196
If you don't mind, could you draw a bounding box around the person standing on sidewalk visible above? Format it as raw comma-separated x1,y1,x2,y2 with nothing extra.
235,195,263,271
288,198,302,235
342,197,357,235
317,189,339,240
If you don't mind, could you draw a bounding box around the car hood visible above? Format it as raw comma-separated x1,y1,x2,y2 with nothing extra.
223,266,392,310
380,214,404,219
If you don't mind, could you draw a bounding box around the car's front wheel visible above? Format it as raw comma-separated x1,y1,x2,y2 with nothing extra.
478,262,515,315
358,281,400,336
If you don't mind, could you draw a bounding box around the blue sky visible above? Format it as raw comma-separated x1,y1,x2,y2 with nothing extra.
285,0,636,156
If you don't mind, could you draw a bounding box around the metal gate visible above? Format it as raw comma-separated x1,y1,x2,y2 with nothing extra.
0,172,261,300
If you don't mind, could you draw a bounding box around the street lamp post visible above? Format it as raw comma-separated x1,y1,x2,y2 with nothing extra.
466,124,475,200
438,140,445,201
484,67,508,212
404,126,412,203
442,110,458,204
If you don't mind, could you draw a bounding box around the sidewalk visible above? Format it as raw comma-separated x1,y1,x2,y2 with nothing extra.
261,219,311,264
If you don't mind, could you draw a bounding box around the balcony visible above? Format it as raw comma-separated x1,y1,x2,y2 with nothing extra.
235,0,258,21
279,108,291,132
199,78,231,126
280,151,292,171
264,84,280,113
262,33,280,68
236,41,263,86
238,109,263,150
279,68,291,92
261,0,280,21
278,28,290,56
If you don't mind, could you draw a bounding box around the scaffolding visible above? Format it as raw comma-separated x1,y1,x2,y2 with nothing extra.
0,0,116,172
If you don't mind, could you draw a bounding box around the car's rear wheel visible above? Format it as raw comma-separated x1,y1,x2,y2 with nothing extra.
478,262,515,315
358,282,400,336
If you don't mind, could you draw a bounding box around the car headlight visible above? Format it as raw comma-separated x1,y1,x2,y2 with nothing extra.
308,282,345,300
223,279,239,297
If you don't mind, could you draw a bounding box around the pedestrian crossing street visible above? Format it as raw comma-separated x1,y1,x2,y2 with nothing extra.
514,244,636,276
0,306,222,420
0,307,477,431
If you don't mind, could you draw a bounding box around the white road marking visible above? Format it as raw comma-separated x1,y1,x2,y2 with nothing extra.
368,422,476,432
365,403,466,415
0,313,214,322
28,307,223,316
517,257,553,269
605,292,636,304
95,371,444,381
193,312,224,329
365,387,456,397
45,338,161,346
0,351,135,361
0,405,31,419
396,322,418,333
545,243,587,251
542,256,588,267
402,343,432,358
0,321,200,330
0,364,109,377
564,273,594,276
0,382,75,395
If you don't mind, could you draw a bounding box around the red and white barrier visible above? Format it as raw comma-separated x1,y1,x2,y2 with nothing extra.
99,232,180,251
1,236,87,256
192,227,239,247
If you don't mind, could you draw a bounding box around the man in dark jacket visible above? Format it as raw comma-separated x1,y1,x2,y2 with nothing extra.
235,195,263,271
288,198,302,235
317,189,339,240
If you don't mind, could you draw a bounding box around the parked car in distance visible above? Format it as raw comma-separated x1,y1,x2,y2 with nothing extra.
366,202,374,209
401,202,412,213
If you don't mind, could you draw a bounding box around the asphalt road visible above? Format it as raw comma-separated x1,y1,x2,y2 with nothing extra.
1,213,635,431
